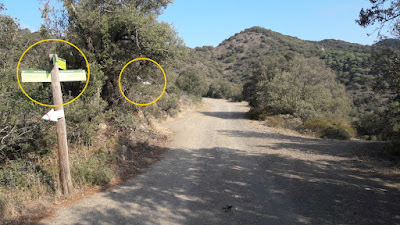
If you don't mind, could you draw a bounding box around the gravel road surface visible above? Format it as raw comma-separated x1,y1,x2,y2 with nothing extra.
39,98,400,225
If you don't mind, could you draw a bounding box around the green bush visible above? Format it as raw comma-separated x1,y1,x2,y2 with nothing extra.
246,108,268,120
225,56,235,63
65,96,107,145
71,152,115,186
207,79,243,100
0,159,52,193
323,126,353,140
266,115,285,127
176,67,208,96
157,93,180,117
303,118,331,134
303,118,355,140
243,56,351,122
231,92,244,102
266,114,303,130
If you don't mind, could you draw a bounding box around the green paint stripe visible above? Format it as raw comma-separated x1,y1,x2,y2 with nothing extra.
21,70,50,73
21,70,85,73
60,70,85,73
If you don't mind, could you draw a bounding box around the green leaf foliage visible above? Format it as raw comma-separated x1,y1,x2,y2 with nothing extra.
176,67,208,97
243,56,352,123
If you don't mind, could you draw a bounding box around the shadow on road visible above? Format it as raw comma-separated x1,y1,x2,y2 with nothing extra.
218,129,391,159
57,135,400,224
200,111,247,120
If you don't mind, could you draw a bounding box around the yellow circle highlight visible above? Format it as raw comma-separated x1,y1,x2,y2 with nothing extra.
118,58,167,106
16,39,90,107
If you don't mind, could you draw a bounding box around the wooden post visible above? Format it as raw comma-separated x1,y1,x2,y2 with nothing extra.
50,54,73,195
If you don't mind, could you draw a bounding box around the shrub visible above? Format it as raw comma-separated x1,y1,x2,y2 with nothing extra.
207,80,231,99
323,126,353,140
71,152,115,186
243,56,351,122
225,56,235,63
65,96,107,145
157,93,180,117
266,115,285,127
0,159,52,195
207,79,243,101
246,108,268,120
303,118,331,135
266,114,303,130
303,118,355,140
230,84,243,102
0,159,52,221
231,92,244,102
176,67,208,96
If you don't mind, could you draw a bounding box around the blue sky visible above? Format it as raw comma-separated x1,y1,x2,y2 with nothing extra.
2,0,43,31
2,0,382,48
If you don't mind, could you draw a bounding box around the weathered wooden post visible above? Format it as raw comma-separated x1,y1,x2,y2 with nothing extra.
50,54,73,195
21,54,87,195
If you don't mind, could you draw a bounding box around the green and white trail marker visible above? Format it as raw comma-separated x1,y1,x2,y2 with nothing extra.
57,57,67,70
20,54,87,196
50,53,67,70
21,70,86,82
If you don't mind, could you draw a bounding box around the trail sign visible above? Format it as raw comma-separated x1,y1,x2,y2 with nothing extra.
50,54,67,70
58,70,86,81
19,54,87,196
42,109,65,122
21,70,50,82
57,58,67,70
21,70,86,82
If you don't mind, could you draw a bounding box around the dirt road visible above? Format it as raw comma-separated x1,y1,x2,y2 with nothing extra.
39,98,400,224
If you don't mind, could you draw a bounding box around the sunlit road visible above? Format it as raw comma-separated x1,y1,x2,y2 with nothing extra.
39,98,400,225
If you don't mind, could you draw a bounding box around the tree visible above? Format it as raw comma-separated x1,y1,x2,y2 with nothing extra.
357,0,400,38
0,8,53,161
371,48,400,94
176,67,208,96
207,79,238,99
243,56,351,121
358,1,400,145
40,0,184,106
37,0,187,135
367,48,400,141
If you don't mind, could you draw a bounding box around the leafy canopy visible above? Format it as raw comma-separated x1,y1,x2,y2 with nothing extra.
243,56,351,121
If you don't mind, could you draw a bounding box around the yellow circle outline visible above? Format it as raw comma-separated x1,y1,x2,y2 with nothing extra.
118,58,167,106
16,39,90,107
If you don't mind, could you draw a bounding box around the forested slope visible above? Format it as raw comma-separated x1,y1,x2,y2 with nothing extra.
190,26,400,141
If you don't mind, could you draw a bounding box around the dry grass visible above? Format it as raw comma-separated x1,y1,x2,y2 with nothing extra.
0,117,172,224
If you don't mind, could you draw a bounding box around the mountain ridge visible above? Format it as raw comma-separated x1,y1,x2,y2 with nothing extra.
190,26,400,85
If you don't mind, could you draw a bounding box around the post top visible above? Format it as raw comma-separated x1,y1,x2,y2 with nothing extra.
49,54,58,61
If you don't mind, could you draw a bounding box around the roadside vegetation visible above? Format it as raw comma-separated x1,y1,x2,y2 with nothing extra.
0,0,202,222
242,55,354,140
188,8,400,145
1,0,400,223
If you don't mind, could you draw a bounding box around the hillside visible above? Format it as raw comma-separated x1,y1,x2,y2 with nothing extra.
189,26,400,139
190,26,399,98
192,26,399,84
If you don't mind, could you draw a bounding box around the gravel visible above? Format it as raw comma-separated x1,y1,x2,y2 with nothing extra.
38,98,400,225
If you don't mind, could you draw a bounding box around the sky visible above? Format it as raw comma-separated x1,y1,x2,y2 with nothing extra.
1,0,384,48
